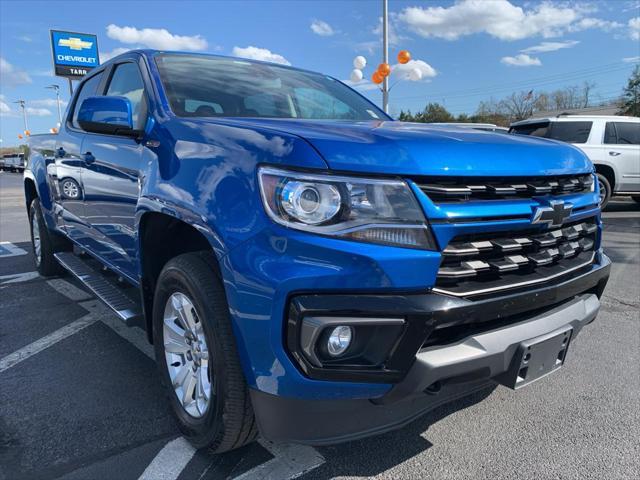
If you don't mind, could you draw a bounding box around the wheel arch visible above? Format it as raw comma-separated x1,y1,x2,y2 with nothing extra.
137,211,223,343
594,163,616,192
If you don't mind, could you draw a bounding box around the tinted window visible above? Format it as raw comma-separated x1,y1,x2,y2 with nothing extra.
548,122,592,143
612,122,640,145
604,122,617,144
155,54,386,120
106,63,147,129
71,72,104,128
510,122,550,137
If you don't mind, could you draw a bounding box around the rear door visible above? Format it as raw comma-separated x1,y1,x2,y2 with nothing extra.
604,121,640,193
79,59,148,279
53,70,105,242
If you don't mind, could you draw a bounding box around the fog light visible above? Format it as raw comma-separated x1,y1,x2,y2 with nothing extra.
327,326,353,357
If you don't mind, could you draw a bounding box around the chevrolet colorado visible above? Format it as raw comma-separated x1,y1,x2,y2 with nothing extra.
25,50,610,452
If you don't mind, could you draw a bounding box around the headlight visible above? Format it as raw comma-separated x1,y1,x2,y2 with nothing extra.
258,166,436,249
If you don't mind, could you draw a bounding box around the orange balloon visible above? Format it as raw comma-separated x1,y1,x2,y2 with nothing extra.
377,63,391,77
372,71,384,84
397,50,411,64
18,134,23,139
24,130,31,136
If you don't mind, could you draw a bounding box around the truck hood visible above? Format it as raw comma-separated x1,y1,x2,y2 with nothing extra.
216,118,592,177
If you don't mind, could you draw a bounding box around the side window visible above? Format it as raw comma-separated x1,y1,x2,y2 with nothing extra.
71,72,104,129
548,121,592,144
106,63,147,129
510,122,550,137
613,122,640,145
604,122,617,144
184,99,223,116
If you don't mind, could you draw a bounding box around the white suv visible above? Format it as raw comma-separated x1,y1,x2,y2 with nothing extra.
510,115,640,208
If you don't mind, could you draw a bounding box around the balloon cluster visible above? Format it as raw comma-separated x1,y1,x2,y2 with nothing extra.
350,50,421,86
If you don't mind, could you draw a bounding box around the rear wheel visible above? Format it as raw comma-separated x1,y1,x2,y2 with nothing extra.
153,252,257,453
29,198,69,276
596,173,612,210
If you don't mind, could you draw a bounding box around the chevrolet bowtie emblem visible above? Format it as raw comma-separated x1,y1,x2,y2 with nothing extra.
532,200,573,227
58,37,93,51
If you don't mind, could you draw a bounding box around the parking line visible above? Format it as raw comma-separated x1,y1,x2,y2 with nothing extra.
234,440,325,480
138,436,196,480
0,305,99,373
0,271,40,285
0,241,28,258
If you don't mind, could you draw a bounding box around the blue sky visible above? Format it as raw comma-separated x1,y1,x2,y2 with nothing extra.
1,0,639,144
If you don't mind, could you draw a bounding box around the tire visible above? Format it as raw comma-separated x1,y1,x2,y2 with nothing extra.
29,198,69,276
596,173,612,210
152,252,257,453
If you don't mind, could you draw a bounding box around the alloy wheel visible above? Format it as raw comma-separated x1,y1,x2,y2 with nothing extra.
163,292,212,418
32,213,41,266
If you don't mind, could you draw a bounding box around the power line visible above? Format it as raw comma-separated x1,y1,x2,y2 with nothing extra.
393,61,633,101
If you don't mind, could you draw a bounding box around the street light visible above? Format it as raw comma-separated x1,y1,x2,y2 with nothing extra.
13,100,29,136
46,84,63,126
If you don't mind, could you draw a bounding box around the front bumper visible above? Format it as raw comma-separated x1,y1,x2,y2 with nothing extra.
251,252,610,445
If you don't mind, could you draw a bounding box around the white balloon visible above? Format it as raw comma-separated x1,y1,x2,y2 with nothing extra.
353,56,367,69
350,69,363,83
409,67,423,81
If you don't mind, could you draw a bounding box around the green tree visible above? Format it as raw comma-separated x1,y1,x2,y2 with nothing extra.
621,65,640,117
414,103,454,123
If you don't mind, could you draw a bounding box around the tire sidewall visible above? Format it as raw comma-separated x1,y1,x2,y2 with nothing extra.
596,173,611,209
152,260,228,447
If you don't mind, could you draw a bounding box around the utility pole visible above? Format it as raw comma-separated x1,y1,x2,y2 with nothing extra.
46,84,63,126
13,100,29,134
382,0,389,114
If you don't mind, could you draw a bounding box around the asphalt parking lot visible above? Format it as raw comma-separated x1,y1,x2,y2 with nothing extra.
1,170,639,480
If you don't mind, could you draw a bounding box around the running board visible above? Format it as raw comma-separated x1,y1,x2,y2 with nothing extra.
54,252,142,326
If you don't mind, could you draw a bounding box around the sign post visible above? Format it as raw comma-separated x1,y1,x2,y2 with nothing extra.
50,30,100,84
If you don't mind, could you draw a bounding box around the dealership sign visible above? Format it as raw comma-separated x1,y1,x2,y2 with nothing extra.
50,30,100,78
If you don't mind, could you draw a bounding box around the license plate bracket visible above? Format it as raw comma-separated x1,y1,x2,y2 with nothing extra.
498,327,573,390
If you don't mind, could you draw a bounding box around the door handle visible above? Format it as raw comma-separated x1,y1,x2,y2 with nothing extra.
609,151,621,156
55,147,66,158
82,152,96,164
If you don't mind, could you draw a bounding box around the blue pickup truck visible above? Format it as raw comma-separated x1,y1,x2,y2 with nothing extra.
25,50,611,452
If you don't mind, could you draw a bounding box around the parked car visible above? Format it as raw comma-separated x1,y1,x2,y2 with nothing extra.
510,115,640,208
1,153,25,172
25,50,610,453
429,122,510,133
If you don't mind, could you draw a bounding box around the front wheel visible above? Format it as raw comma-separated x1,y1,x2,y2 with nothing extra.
596,173,612,210
152,252,257,453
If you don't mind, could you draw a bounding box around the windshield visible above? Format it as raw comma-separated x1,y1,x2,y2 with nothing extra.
155,54,386,121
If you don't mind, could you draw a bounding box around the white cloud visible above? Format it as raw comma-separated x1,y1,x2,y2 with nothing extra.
100,47,132,62
25,107,52,117
310,20,335,36
343,79,380,91
30,98,69,108
501,54,542,67
373,14,406,47
521,40,579,53
623,56,640,63
106,24,207,51
392,59,438,81
0,57,32,87
231,46,290,65
398,0,620,41
0,97,11,114
569,17,622,32
630,17,640,40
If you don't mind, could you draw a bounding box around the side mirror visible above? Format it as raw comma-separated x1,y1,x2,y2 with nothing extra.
77,96,140,137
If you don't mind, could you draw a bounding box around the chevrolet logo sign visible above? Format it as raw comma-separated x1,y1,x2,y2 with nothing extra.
58,37,93,50
532,200,573,227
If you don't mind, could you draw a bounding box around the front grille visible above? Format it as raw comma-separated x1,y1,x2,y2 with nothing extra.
417,174,593,202
435,218,598,296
